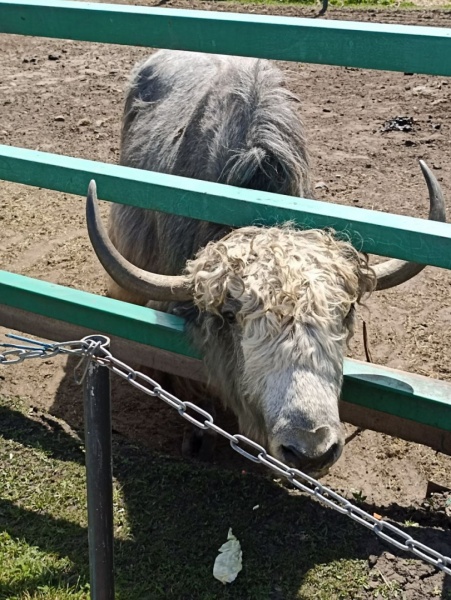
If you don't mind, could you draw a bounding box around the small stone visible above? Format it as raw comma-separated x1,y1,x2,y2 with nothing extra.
368,554,378,567
54,115,65,122
381,115,414,133
385,552,396,561
412,85,435,96
48,54,60,61
314,181,329,190
77,118,91,126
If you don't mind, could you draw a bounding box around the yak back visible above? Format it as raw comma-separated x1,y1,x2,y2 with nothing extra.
110,50,311,278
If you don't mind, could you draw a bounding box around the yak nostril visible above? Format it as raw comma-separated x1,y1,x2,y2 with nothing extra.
280,444,304,466
319,442,341,468
280,441,341,471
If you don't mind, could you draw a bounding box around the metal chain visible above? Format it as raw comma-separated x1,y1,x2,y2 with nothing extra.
1,333,450,577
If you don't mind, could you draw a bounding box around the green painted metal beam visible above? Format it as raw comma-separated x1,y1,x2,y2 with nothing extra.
1,269,451,431
1,145,451,268
1,0,451,76
0,270,195,358
343,361,451,431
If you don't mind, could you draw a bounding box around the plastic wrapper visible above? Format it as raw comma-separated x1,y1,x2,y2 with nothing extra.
213,528,242,584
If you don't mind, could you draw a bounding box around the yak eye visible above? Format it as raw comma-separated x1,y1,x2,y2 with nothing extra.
222,310,237,324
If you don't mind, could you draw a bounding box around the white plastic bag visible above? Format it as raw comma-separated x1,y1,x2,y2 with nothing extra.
213,528,243,584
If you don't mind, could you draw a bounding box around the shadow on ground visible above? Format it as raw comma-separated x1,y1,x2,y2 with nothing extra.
0,357,450,599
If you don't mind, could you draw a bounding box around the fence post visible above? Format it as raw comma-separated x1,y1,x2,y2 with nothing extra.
82,335,115,600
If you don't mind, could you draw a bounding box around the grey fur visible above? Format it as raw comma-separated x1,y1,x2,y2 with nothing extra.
105,50,355,475
110,50,311,281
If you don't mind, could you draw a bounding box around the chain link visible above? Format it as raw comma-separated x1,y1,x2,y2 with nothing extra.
1,334,450,577
0,337,86,364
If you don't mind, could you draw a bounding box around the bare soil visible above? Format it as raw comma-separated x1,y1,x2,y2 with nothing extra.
1,3,451,598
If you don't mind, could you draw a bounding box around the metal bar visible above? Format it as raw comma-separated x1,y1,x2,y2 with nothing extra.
342,361,451,430
0,303,207,382
1,1,451,75
1,304,450,456
340,401,451,455
0,270,194,358
1,302,451,452
82,335,115,600
1,278,451,431
1,146,450,267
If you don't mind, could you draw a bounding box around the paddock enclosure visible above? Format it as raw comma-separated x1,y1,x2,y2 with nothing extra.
0,0,451,597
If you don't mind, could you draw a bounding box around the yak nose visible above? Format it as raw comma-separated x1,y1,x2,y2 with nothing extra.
280,441,342,474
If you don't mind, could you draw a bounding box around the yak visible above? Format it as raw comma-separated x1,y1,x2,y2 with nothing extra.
86,50,445,476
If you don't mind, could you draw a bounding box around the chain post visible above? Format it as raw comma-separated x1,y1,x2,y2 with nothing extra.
82,335,115,600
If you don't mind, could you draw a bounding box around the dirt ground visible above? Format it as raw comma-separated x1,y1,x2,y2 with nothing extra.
1,2,451,597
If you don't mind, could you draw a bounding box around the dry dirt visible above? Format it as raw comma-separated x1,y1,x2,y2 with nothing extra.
1,2,451,597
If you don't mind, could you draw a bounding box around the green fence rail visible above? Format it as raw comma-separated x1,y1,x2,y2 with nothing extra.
0,271,191,357
1,0,451,75
1,270,451,433
1,145,451,267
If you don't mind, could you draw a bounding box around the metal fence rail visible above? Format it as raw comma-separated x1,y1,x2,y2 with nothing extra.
1,146,451,267
1,270,451,444
1,0,451,75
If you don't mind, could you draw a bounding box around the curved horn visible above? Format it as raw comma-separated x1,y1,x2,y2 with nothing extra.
86,180,191,302
373,161,446,291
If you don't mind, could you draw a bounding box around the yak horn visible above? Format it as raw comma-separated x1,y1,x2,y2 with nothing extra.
373,160,446,291
86,180,191,302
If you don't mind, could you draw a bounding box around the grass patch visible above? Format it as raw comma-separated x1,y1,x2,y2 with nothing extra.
219,0,402,8
0,394,392,599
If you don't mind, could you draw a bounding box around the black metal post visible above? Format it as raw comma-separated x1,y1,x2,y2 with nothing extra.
82,335,115,600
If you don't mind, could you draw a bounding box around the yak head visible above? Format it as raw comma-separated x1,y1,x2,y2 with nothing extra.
182,225,373,475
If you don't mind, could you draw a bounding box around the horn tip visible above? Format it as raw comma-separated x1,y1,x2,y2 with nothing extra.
88,179,97,196
418,159,431,176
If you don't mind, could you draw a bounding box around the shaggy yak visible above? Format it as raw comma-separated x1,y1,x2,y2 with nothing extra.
86,50,445,476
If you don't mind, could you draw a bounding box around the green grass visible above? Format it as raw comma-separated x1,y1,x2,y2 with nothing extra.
0,395,398,599
221,0,409,8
